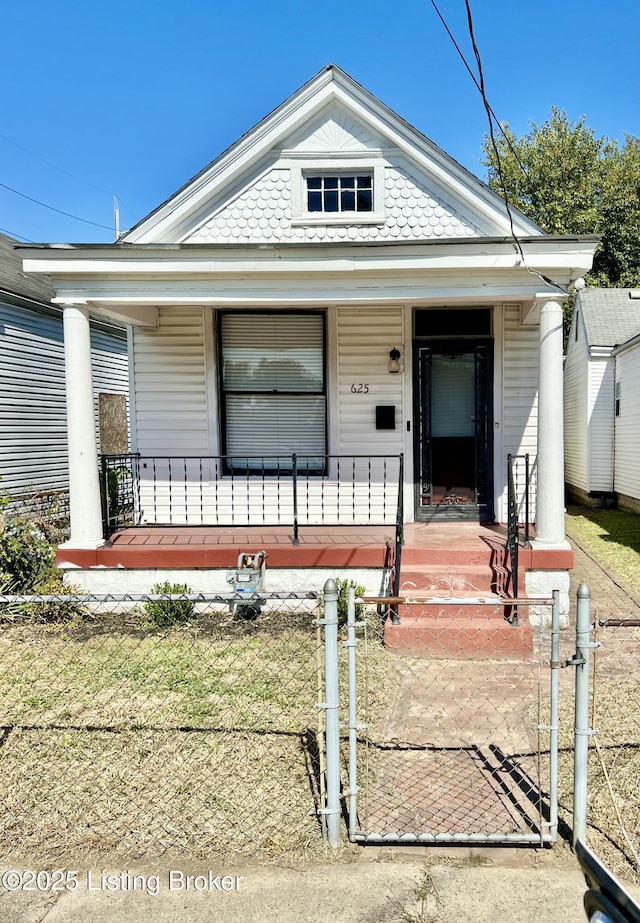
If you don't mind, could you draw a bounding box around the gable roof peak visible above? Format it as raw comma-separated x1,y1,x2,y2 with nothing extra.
123,64,544,244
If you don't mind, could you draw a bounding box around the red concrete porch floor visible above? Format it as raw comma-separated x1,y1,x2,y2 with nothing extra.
56,522,571,572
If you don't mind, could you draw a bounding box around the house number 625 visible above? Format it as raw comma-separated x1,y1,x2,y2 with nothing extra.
350,383,369,393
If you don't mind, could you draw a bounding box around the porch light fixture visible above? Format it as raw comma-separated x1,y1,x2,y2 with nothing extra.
388,347,402,373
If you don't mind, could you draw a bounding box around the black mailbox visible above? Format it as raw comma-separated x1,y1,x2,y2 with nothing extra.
375,405,395,430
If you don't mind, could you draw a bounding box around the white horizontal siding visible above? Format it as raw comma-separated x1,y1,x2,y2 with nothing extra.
501,304,539,520
132,307,209,454
131,305,401,526
587,356,614,492
337,306,404,456
0,299,127,501
563,310,588,490
614,344,640,501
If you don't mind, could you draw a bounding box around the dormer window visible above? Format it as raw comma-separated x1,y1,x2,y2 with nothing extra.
290,160,385,226
306,175,373,214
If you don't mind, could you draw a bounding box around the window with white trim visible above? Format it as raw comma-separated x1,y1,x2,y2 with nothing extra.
306,174,373,214
219,312,326,472
289,161,385,225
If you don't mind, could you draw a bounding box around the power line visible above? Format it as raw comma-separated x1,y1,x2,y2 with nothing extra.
0,130,115,197
0,181,114,231
0,131,140,224
429,0,529,179
0,225,33,242
461,0,567,294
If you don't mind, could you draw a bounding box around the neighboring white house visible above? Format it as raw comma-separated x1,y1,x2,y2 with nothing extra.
0,232,129,520
564,287,640,510
21,65,597,609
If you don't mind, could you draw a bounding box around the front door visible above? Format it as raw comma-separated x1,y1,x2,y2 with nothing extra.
415,341,493,521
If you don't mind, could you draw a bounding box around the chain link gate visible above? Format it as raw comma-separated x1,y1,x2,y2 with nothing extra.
344,589,560,845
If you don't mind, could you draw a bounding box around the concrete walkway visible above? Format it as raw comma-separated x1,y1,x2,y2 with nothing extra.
1,852,588,923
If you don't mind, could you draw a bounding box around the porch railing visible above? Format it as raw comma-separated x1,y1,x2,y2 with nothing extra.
100,453,404,553
506,453,532,619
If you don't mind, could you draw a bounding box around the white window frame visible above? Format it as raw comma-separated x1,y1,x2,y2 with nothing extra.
290,159,385,226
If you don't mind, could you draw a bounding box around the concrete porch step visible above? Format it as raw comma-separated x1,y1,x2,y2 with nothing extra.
384,616,534,660
398,568,497,596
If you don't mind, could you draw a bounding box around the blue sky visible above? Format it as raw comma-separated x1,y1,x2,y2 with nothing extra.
1,0,637,243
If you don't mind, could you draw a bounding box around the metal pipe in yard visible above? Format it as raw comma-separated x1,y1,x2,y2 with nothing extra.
573,583,592,848
346,586,358,841
549,589,560,842
322,578,342,849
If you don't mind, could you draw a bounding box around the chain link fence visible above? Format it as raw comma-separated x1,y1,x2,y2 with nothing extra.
586,614,640,882
0,591,327,861
344,593,559,845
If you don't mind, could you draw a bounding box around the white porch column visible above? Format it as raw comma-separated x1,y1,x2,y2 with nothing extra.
534,294,569,548
61,305,105,548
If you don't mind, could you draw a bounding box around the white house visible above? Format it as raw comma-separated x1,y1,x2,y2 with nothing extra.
21,65,597,624
564,287,640,510
0,232,128,524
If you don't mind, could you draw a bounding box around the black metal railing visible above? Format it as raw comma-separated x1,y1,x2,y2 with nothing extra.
506,453,532,621
100,453,404,552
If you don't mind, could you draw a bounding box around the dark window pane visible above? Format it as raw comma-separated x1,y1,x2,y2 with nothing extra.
341,189,356,211
307,177,321,190
308,191,322,212
356,189,372,211
357,175,372,188
324,177,338,189
414,309,492,337
341,176,355,188
324,189,339,212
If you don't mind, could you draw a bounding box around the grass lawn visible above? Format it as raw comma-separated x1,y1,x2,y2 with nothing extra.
566,505,640,599
0,606,396,862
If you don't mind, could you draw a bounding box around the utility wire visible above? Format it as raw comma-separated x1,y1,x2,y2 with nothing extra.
0,225,33,242
0,181,113,231
462,0,567,293
429,0,529,179
0,131,115,197
0,130,139,224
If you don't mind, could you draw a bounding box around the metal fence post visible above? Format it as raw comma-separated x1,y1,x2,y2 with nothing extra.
346,585,358,841
573,582,592,847
548,589,560,841
323,578,341,848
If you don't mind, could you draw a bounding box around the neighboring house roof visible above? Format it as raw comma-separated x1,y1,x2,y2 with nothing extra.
577,287,640,348
0,231,53,304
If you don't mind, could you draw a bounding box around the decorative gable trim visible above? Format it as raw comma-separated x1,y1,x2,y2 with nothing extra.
122,65,544,245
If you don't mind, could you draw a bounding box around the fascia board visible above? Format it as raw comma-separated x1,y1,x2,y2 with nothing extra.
48,276,572,309
21,238,598,280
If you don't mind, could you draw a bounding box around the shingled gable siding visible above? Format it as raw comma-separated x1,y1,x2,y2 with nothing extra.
0,299,127,502
501,303,539,520
614,341,640,508
564,309,589,492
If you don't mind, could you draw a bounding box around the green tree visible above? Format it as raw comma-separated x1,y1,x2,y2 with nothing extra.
482,108,640,288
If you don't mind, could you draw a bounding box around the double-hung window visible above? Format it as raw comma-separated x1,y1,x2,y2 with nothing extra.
220,312,326,472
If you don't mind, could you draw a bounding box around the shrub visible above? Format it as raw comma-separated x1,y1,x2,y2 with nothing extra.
145,582,195,628
335,578,366,626
0,499,55,593
0,491,85,622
